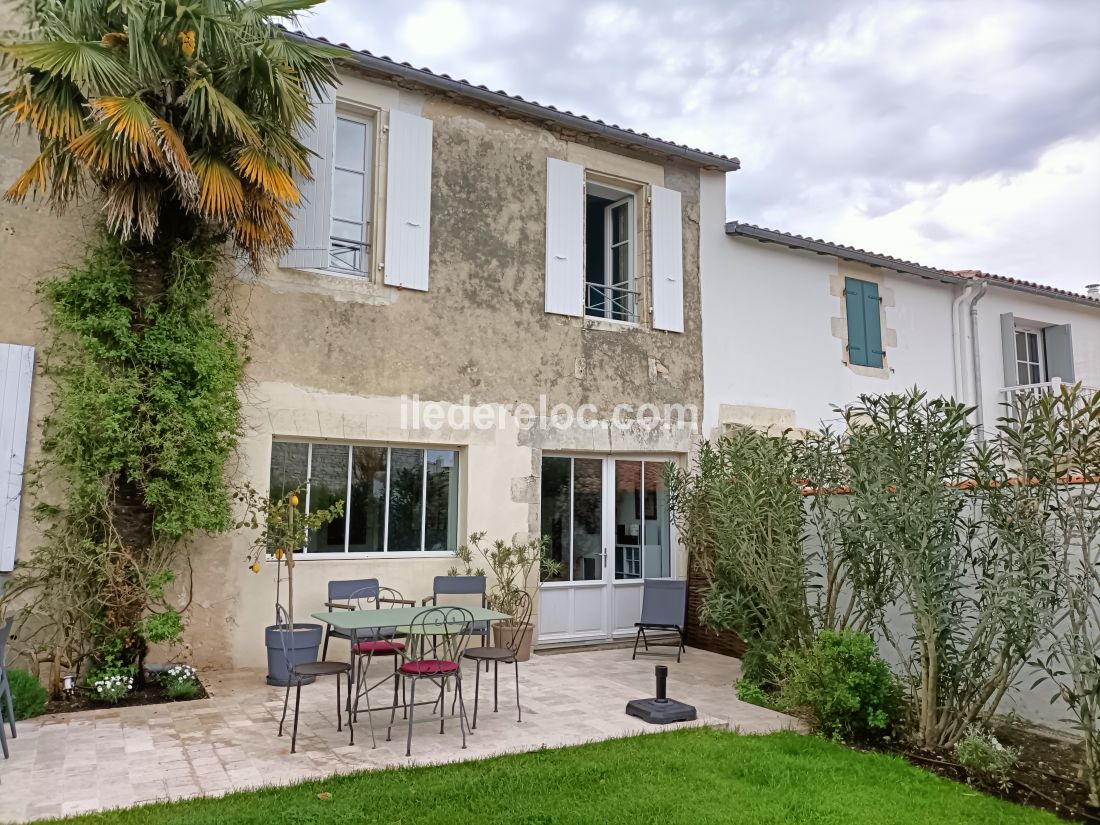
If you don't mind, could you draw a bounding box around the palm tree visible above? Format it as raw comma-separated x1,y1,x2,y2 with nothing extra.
0,0,340,268
0,0,342,685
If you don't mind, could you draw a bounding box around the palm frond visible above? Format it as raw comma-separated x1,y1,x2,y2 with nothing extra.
104,177,161,241
0,77,86,141
0,40,134,91
260,35,342,96
69,120,141,177
234,145,298,205
181,76,261,145
240,0,329,27
255,123,311,178
89,96,162,162
152,118,198,201
235,186,293,266
194,151,245,221
4,147,52,202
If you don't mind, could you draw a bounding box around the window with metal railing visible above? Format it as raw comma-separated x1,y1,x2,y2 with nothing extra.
329,112,374,275
584,183,637,323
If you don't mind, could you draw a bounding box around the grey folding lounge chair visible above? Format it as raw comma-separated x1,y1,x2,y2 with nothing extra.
632,579,688,664
0,616,18,759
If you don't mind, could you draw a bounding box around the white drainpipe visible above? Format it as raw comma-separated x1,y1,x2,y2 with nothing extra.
969,281,989,436
951,284,978,401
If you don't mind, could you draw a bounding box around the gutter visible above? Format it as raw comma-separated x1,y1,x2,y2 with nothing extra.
290,32,741,173
951,284,978,401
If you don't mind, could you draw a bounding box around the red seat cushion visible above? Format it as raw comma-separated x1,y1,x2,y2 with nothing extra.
399,659,459,675
353,639,406,654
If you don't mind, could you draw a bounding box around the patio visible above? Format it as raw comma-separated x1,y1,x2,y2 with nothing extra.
0,646,797,822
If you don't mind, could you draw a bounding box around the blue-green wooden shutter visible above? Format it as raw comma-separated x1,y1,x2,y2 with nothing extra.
844,278,884,368
845,278,868,365
863,281,884,368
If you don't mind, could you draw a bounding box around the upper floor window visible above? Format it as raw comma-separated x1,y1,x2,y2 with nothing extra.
544,158,684,333
329,113,374,275
269,440,459,555
585,183,636,323
1015,327,1045,385
844,277,884,368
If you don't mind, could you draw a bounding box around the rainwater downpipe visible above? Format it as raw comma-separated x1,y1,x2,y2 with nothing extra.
969,281,990,437
951,284,977,401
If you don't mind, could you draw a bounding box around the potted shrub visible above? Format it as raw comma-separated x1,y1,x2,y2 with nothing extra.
450,532,561,661
235,484,343,685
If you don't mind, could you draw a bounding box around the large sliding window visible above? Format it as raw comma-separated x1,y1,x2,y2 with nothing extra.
613,460,671,580
269,441,458,555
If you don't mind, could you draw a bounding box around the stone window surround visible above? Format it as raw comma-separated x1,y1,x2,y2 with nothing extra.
829,262,897,379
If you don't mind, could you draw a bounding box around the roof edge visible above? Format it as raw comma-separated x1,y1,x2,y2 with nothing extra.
289,31,741,173
726,221,961,283
726,222,1100,310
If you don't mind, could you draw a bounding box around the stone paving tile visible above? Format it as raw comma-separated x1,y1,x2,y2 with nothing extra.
0,647,799,822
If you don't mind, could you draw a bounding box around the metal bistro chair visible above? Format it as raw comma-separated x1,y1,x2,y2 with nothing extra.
0,617,17,759
462,590,531,728
632,579,688,664
275,605,353,754
321,578,379,661
348,586,413,717
424,576,489,666
384,606,474,757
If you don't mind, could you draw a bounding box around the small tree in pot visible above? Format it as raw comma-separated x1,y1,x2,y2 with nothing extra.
235,483,343,684
450,532,561,661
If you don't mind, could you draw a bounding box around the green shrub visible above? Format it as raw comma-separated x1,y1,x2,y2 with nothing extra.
954,725,1018,790
1,669,48,721
779,629,899,742
734,679,783,711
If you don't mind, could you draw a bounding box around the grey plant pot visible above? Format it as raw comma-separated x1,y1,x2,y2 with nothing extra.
265,622,323,686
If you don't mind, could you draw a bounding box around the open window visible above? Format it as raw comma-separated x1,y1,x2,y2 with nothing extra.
585,182,636,323
1014,325,1045,386
329,112,374,274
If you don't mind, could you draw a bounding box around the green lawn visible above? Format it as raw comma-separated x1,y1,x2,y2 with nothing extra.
48,729,1057,825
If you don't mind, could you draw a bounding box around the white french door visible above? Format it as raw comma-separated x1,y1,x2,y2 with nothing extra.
537,455,676,644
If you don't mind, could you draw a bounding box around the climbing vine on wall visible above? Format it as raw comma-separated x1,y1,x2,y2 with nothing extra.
3,234,244,693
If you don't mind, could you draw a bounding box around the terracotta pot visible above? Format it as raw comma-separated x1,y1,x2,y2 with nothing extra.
493,621,535,662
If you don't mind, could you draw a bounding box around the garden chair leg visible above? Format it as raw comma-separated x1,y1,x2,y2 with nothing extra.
472,659,481,729
631,629,642,660
405,678,417,757
346,670,354,746
0,707,7,759
438,680,447,734
2,677,14,739
335,672,343,733
321,629,330,661
386,674,400,742
515,659,522,723
291,683,302,754
456,673,468,750
279,680,291,737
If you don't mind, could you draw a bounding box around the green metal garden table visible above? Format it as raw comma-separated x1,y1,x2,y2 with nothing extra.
312,604,511,751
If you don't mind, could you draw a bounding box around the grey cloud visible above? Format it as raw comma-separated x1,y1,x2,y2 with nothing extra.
305,0,1100,288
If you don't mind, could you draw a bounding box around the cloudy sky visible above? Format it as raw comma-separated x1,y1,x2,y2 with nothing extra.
302,0,1100,293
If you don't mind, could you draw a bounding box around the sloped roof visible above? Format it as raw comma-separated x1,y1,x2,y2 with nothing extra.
727,222,1100,309
288,30,741,172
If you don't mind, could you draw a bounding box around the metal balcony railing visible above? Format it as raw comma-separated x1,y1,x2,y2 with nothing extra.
329,236,369,274
585,281,639,323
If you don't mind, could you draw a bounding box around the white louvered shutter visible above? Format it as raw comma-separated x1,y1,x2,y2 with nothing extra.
281,88,336,271
544,158,585,316
0,344,34,572
383,110,433,291
650,185,684,333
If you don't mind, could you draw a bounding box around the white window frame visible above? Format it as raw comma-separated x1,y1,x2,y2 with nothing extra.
585,181,638,325
323,108,376,278
269,440,460,559
1014,325,1046,386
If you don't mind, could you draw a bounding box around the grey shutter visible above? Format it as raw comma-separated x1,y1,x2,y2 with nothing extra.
650,185,684,332
281,88,336,271
383,110,433,291
544,158,584,316
999,313,1017,387
1043,324,1075,383
0,344,34,572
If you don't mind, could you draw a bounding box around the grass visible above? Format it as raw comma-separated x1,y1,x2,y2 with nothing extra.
48,728,1058,825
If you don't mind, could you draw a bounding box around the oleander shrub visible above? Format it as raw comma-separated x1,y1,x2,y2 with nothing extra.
779,629,899,742
1,668,48,721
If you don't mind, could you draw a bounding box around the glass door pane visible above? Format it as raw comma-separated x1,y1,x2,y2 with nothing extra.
572,458,604,581
643,461,672,578
540,457,571,582
614,461,643,579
